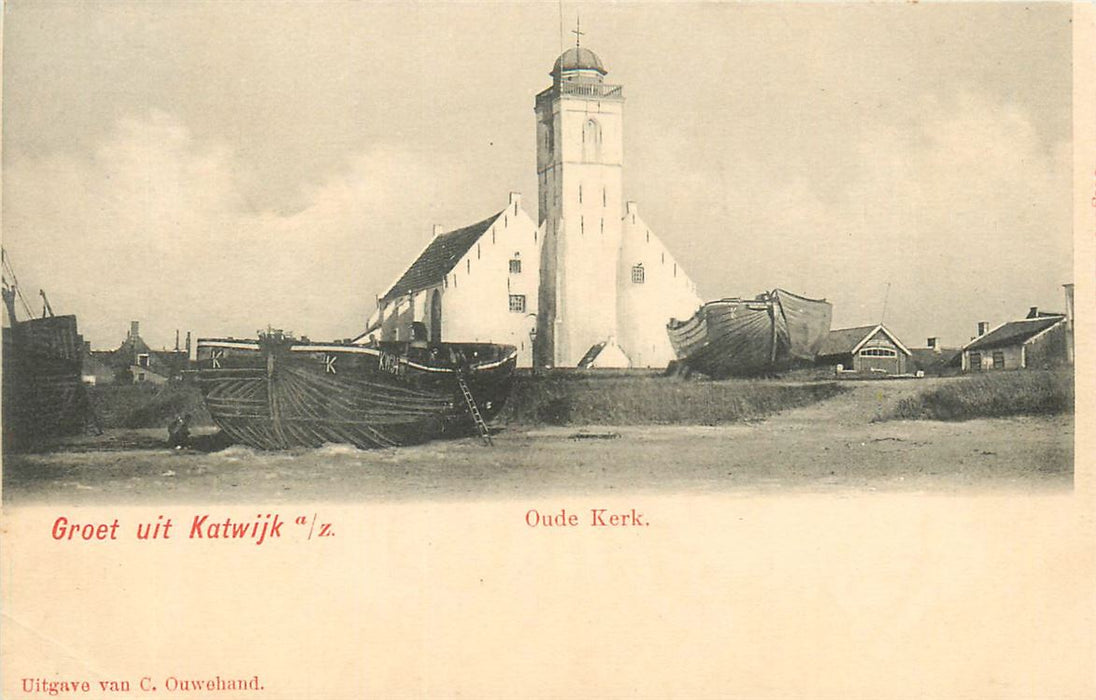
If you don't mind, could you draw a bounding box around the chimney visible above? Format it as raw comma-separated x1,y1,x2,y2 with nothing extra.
433,224,444,237
129,321,139,339
927,337,938,350
175,329,180,352
977,321,989,336
83,340,91,354
1028,306,1039,318
185,331,191,357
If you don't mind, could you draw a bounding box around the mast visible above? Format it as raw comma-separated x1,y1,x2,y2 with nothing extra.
1,247,35,323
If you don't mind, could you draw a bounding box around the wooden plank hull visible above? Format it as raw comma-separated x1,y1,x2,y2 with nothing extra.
195,336,517,450
666,289,832,378
2,315,88,450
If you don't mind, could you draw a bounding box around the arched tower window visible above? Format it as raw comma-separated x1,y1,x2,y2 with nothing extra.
582,119,602,162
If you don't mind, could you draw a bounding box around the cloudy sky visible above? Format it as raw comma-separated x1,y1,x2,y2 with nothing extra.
2,1,1073,350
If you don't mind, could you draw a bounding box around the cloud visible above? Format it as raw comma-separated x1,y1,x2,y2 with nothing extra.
3,111,468,348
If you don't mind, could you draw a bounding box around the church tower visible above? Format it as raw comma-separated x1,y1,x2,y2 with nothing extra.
534,32,625,367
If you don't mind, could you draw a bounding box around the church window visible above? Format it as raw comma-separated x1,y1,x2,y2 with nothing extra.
673,263,677,278
661,252,665,264
631,264,645,284
509,256,522,274
467,259,471,274
477,244,481,259
578,185,583,203
580,216,584,234
582,119,602,162
603,187,606,207
646,230,650,243
509,295,526,313
600,218,604,235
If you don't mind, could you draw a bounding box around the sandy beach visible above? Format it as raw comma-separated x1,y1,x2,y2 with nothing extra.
2,382,1072,505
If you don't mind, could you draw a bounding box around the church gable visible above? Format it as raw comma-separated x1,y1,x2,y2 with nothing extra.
616,201,703,368
365,194,542,368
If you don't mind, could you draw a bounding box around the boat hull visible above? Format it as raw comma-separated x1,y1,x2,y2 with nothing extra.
195,337,517,449
667,289,832,378
2,315,88,450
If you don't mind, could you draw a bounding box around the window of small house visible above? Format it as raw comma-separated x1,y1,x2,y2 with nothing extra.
509,294,526,313
631,264,645,284
859,347,897,357
969,352,982,370
137,353,150,368
992,351,1005,369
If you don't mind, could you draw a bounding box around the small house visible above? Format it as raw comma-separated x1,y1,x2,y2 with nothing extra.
960,310,1069,372
817,324,912,375
94,321,191,384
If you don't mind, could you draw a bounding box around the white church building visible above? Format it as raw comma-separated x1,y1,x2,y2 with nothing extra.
364,43,702,369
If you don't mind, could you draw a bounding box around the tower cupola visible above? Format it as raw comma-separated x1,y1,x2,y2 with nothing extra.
552,47,607,84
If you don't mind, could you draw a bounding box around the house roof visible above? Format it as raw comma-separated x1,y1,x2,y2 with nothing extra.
380,212,499,303
818,324,911,357
818,325,877,356
909,347,960,372
963,315,1065,353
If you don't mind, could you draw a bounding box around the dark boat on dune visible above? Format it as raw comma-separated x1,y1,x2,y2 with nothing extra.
2,251,90,450
666,289,832,379
195,331,517,450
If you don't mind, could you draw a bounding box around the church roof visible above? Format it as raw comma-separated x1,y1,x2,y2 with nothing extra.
381,212,499,302
553,47,606,75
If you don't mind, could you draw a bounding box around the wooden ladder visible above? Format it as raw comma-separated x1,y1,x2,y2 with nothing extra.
456,372,493,446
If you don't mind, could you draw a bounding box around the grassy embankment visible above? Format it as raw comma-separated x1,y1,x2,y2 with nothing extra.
881,369,1074,421
86,373,849,430
498,372,848,426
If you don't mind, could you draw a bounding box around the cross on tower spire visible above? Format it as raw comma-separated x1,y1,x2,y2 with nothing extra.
571,16,585,48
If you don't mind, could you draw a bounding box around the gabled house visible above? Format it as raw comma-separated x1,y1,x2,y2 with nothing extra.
817,324,912,375
960,312,1069,372
89,321,191,384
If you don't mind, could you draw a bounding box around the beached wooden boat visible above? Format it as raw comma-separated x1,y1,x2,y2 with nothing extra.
666,289,832,378
194,331,517,449
2,250,90,450
2,313,89,450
